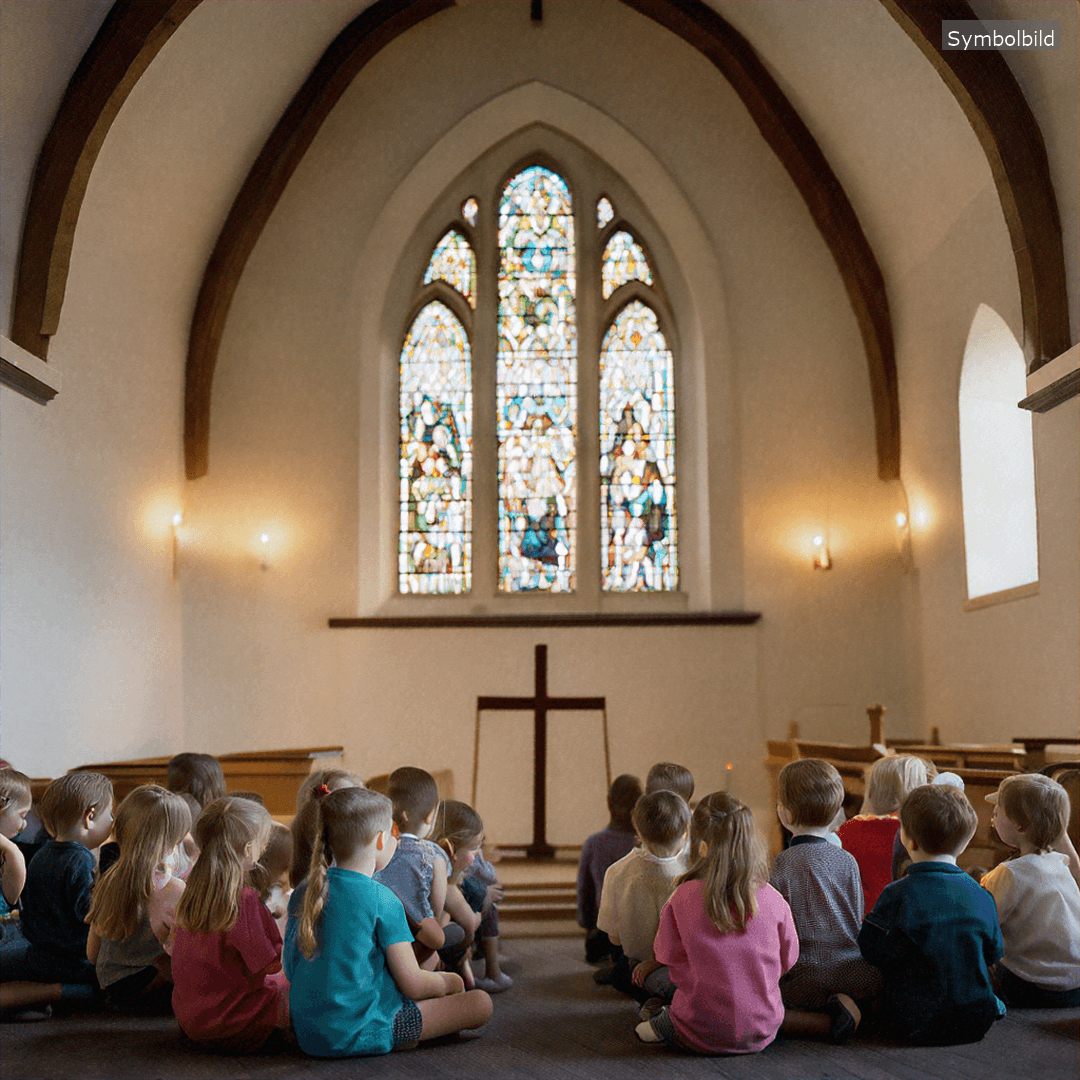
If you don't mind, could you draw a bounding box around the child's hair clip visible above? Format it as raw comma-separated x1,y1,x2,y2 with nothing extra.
314,784,331,798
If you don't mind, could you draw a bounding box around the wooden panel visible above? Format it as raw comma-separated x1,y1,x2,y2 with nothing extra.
10,1,201,359
71,745,343,816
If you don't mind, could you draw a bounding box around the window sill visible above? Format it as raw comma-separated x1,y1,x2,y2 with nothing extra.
963,581,1039,611
328,611,760,629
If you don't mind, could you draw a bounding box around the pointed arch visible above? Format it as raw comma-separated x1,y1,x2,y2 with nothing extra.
959,304,1038,603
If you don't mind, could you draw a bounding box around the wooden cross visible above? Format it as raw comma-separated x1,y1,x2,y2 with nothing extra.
474,644,609,858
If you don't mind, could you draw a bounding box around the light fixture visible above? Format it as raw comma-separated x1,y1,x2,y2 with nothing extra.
259,532,271,570
171,512,183,580
812,534,831,570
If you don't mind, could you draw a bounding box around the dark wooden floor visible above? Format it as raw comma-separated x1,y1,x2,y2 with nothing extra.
3,936,1077,1079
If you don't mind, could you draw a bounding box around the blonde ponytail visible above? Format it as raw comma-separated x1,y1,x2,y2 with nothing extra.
298,824,330,960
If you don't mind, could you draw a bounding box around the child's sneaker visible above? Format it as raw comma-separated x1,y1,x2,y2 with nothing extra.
474,971,513,993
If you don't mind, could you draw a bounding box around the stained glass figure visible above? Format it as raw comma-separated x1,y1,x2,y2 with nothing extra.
497,166,577,592
462,197,479,227
597,196,614,229
600,301,677,591
423,229,476,308
601,230,653,299
398,301,473,594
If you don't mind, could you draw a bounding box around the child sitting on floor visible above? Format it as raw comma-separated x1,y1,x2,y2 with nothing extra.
859,784,1005,1045
284,787,491,1057
290,770,363,888
430,800,513,993
0,769,33,966
635,792,798,1054
644,762,695,803
251,820,293,939
770,759,881,1042
838,754,933,912
375,767,461,963
982,773,1080,1008
86,785,190,1009
577,774,642,964
170,796,290,1053
596,789,689,1001
0,772,114,1015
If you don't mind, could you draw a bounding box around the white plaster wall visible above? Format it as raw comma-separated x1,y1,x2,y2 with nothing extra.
896,179,1079,742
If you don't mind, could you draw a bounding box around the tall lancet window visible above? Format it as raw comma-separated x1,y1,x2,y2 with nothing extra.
497,166,577,592
600,300,677,591
398,287,474,593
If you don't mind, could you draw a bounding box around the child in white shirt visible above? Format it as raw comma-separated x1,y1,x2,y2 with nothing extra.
983,773,1080,1007
596,790,690,1001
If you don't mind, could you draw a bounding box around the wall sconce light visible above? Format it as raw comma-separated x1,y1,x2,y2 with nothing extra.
259,532,271,571
895,510,914,570
812,534,832,570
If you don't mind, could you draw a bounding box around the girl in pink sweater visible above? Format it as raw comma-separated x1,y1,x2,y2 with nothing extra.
636,792,798,1054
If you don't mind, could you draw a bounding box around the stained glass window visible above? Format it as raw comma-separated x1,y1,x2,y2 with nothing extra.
600,301,677,591
497,166,577,592
423,229,476,308
601,230,653,299
462,197,478,227
399,301,472,594
597,196,614,228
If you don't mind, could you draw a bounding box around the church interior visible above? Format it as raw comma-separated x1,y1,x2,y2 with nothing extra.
1,0,1077,1074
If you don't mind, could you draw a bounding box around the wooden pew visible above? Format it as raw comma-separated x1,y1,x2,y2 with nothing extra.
70,746,343,818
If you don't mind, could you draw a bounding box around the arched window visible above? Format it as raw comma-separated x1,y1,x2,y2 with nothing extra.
958,304,1038,603
396,158,679,600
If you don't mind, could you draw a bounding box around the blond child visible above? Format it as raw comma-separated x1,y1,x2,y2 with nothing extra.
0,772,114,1014
770,759,880,1041
86,785,190,1008
171,797,289,1052
284,787,491,1056
635,792,798,1054
838,755,933,911
982,773,1080,1008
0,770,33,988
290,770,363,887
596,790,689,1000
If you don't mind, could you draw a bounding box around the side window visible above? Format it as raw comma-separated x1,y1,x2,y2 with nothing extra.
958,304,1038,601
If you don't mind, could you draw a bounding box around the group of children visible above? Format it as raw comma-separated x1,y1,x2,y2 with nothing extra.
578,756,1080,1055
1,749,1077,1059
0,757,505,1055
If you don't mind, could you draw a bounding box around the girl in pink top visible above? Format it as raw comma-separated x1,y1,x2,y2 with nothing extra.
636,792,798,1055
171,797,290,1052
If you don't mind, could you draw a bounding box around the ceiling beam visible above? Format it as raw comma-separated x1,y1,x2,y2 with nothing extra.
183,0,453,479
622,0,899,480
10,0,201,359
882,0,1071,373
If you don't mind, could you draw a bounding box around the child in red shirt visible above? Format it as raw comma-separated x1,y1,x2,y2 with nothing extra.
171,797,289,1052
838,755,933,912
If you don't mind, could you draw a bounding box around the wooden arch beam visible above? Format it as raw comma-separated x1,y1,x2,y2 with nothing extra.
183,0,453,479
622,0,899,480
10,0,201,359
883,0,1071,373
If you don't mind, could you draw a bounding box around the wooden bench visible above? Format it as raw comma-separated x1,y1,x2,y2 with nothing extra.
70,746,343,818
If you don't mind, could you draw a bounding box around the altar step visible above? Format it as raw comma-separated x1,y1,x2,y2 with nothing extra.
492,853,582,939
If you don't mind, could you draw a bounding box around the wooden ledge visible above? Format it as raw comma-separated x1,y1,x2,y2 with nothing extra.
328,612,760,628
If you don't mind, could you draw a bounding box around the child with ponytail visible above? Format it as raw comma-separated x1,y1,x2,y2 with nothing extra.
284,787,492,1057
86,785,190,1008
635,792,798,1055
171,797,289,1052
430,800,513,992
